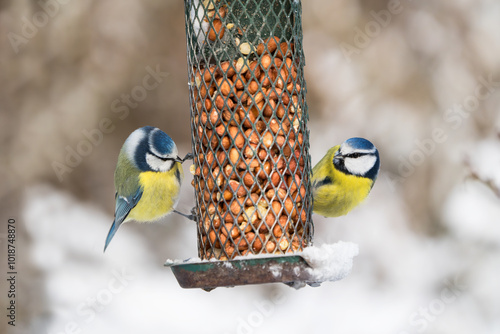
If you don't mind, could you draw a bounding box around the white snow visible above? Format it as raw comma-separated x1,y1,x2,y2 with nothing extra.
164,257,201,266
468,139,500,190
20,180,500,334
222,261,233,269
300,242,359,283
443,183,500,244
269,264,282,278
442,139,500,244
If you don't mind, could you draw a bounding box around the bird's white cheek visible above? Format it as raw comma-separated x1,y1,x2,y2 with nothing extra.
160,161,174,172
146,154,172,172
345,156,376,176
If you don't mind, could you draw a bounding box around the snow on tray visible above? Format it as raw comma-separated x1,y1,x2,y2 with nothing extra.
300,241,359,283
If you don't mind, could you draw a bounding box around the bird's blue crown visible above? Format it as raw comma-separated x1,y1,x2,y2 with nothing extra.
149,127,175,156
344,137,376,151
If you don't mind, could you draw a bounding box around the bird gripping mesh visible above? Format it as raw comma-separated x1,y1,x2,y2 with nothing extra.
184,0,313,260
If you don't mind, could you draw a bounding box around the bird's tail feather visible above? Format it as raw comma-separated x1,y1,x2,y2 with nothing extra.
104,218,123,252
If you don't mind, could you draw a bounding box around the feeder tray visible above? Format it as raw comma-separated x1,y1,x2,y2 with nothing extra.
166,255,315,291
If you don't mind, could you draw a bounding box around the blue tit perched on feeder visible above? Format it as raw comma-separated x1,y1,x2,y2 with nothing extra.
312,137,380,218
104,126,191,252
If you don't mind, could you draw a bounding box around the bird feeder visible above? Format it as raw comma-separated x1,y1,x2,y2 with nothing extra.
167,0,316,290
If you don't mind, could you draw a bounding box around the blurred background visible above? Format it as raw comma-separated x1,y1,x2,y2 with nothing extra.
1,0,500,333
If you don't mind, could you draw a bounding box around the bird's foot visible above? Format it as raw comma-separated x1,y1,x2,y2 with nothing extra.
173,209,196,221
181,153,193,163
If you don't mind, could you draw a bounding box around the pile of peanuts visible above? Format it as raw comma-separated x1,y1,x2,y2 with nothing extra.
190,5,310,261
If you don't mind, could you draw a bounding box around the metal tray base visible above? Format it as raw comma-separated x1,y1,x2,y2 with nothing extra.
166,255,315,291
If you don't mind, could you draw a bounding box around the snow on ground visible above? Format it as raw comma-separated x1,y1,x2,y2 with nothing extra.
21,182,500,334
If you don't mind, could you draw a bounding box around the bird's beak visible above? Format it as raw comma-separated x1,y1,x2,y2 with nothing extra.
333,150,344,165
174,156,183,163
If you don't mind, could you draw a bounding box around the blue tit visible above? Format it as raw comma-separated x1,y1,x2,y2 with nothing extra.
311,137,380,217
104,126,192,252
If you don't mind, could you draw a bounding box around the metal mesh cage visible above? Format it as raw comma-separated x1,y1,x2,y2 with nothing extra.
184,0,313,260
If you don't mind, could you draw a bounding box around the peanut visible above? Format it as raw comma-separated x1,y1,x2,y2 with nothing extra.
262,132,274,148
208,19,225,41
243,172,255,187
252,234,265,251
261,54,272,69
229,180,246,197
248,80,259,94
279,238,289,251
239,42,252,55
230,200,243,215
229,148,239,165
235,57,248,74
256,36,279,55
273,224,282,238
218,61,235,77
217,77,233,96
266,240,276,253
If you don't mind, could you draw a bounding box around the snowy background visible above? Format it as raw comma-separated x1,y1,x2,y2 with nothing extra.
1,0,500,333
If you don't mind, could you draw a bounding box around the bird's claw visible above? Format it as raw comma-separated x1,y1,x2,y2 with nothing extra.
181,153,194,163
173,209,197,222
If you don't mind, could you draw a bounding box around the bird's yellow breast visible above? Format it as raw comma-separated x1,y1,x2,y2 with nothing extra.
127,164,183,222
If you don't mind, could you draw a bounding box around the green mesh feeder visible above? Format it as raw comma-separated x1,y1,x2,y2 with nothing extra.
167,0,315,290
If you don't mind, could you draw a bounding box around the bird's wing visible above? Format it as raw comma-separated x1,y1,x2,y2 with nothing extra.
104,186,143,252
114,188,143,225
312,145,339,186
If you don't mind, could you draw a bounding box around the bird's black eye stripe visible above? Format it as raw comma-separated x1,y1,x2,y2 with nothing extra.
151,152,173,161
345,153,365,159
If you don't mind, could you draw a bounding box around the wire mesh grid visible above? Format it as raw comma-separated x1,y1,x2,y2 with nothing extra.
184,0,313,260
